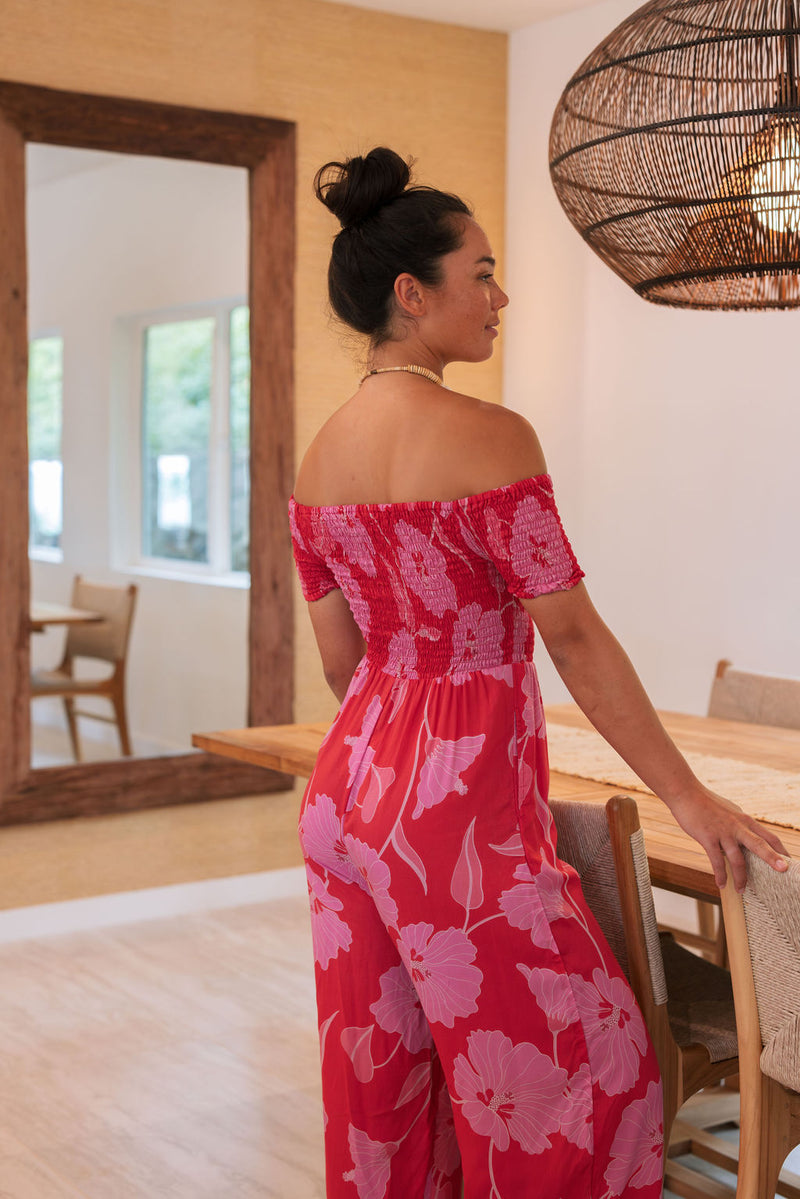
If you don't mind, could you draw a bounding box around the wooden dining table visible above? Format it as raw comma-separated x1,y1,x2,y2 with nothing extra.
193,704,800,902
29,601,103,634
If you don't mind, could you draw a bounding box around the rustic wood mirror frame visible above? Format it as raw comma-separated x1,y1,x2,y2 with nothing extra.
0,81,295,825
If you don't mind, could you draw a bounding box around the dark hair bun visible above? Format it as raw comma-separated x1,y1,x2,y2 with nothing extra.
314,147,411,228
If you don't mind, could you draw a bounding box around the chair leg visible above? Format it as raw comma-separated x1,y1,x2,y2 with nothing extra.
112,695,133,756
63,697,82,761
756,1076,797,1199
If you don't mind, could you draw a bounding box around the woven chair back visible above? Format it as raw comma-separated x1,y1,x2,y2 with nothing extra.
709,660,800,731
742,851,800,1092
65,577,137,664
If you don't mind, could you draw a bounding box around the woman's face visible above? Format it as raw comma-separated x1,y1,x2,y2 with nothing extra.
420,218,509,365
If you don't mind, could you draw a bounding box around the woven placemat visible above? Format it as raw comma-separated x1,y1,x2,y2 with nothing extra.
546,723,800,831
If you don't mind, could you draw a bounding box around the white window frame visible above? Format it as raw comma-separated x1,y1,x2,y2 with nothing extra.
114,299,249,585
28,328,65,565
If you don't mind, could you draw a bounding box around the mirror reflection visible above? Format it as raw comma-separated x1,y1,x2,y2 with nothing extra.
27,145,252,767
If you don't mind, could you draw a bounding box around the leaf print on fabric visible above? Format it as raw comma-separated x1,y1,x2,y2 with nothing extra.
521,661,546,738
391,819,428,892
570,968,650,1096
370,964,432,1054
343,695,383,801
344,1125,397,1199
413,735,486,819
397,923,483,1027
342,834,399,927
341,1024,375,1084
604,1080,663,1194
517,965,579,1033
498,863,557,951
306,866,352,969
432,1081,461,1177
360,764,396,824
395,519,458,616
559,1061,593,1151
448,602,504,673
450,817,484,916
452,1029,569,1155
394,1061,431,1110
489,831,524,857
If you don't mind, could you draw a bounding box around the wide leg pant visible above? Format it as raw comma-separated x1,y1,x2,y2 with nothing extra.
299,662,663,1199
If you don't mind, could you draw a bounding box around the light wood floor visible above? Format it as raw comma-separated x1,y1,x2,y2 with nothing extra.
0,893,325,1198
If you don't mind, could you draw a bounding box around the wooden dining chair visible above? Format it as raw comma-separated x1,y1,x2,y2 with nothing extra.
660,659,800,966
31,576,138,762
721,851,800,1199
551,795,740,1195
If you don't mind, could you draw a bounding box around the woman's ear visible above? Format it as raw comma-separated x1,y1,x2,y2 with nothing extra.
394,272,426,317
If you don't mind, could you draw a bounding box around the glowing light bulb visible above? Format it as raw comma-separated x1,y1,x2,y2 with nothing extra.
751,123,800,234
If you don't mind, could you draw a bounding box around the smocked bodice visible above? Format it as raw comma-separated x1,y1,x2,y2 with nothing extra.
289,476,583,679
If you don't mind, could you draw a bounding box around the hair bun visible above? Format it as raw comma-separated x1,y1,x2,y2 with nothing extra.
314,147,411,228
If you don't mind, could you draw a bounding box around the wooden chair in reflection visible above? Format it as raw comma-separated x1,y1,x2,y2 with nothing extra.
551,795,740,1197
661,660,800,966
31,576,138,762
721,852,800,1199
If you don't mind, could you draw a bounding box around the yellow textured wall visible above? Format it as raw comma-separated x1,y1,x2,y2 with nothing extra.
0,0,506,904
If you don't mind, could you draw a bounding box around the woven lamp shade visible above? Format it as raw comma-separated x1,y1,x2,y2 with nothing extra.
549,0,800,309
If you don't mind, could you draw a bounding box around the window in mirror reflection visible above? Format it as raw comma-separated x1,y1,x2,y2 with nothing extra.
28,334,64,559
139,303,250,574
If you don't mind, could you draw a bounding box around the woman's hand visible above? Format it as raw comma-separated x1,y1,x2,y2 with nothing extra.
665,784,789,893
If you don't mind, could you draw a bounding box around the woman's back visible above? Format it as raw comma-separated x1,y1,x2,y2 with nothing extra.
294,375,547,510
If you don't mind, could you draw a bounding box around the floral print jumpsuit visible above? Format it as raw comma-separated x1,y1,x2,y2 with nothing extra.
289,475,663,1199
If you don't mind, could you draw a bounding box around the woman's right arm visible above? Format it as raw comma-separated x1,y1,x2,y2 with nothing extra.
307,589,366,704
524,581,789,891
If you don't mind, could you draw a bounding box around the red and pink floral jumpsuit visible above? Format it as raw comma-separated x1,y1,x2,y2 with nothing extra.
289,475,663,1199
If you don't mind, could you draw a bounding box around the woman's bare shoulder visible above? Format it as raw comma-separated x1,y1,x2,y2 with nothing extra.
446,393,548,491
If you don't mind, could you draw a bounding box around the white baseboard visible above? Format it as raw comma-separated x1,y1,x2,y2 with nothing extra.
0,865,308,944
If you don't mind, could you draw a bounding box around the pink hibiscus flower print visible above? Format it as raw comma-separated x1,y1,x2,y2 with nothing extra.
344,1124,397,1199
453,1029,569,1154
534,857,577,922
326,511,377,576
413,735,486,819
369,964,432,1053
498,863,557,951
448,602,504,674
397,923,483,1027
299,793,353,881
604,1080,663,1194
395,520,458,616
570,968,649,1095
386,629,419,680
508,494,553,585
559,1062,593,1151
342,834,399,927
517,964,579,1032
306,865,352,969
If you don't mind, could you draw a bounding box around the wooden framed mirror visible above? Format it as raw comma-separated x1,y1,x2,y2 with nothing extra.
0,80,295,824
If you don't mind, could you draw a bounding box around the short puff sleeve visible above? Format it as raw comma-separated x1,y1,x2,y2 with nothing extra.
289,498,338,602
474,475,584,599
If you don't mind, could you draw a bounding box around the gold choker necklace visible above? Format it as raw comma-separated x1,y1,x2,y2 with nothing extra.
361,364,443,386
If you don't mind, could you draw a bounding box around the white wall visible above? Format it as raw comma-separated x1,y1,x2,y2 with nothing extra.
506,1,800,712
28,150,251,755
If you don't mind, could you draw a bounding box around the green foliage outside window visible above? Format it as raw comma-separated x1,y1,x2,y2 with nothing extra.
28,336,64,551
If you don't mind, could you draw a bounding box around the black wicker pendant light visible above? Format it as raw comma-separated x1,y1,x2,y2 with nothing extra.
549,0,800,309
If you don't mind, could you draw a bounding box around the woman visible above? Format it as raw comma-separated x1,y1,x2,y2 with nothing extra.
289,148,787,1199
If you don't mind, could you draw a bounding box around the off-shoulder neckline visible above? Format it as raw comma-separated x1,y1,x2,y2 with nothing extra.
289,474,551,515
